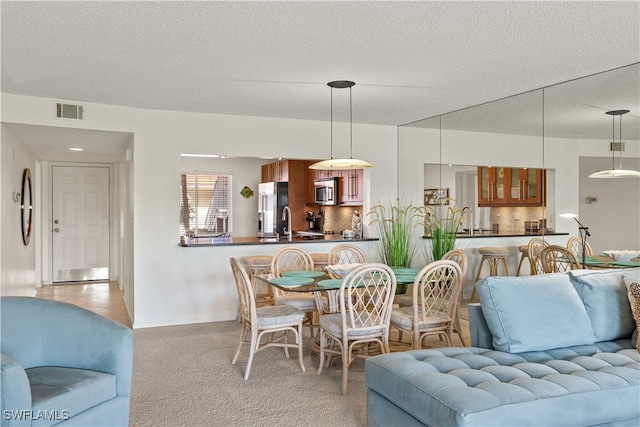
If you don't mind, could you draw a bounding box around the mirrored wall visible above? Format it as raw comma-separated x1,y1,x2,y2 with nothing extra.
398,63,640,253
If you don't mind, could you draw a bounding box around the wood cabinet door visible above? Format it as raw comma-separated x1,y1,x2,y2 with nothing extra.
305,161,317,204
340,169,363,205
478,166,507,206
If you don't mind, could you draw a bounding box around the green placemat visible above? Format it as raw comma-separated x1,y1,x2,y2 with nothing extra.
317,279,342,288
610,260,640,267
283,270,326,278
268,277,314,286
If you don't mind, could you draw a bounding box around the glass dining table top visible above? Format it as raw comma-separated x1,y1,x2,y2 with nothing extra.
256,268,417,293
582,255,640,269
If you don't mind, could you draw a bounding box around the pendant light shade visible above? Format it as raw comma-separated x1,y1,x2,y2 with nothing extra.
589,109,640,178
309,80,373,170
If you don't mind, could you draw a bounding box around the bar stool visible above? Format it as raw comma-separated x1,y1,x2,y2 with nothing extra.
311,253,329,272
240,255,273,304
471,247,510,301
515,245,531,276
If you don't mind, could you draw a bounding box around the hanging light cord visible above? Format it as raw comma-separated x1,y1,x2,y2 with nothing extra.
330,86,334,160
612,113,616,170
618,112,623,170
350,86,353,159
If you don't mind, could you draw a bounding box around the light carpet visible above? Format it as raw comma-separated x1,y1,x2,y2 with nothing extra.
129,302,471,427
129,321,369,427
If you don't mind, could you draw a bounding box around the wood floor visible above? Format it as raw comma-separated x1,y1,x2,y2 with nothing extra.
36,281,132,328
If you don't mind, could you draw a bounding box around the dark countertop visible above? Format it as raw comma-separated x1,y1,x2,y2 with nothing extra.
424,231,569,239
179,235,378,247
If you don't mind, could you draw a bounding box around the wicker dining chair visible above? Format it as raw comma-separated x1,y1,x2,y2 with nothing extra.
317,263,397,396
390,260,463,350
397,249,469,346
541,245,580,273
440,249,468,346
567,236,594,260
271,246,320,337
230,257,306,380
327,244,367,265
527,237,549,275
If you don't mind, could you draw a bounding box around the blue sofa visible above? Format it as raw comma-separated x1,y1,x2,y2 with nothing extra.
1,297,133,427
365,268,640,426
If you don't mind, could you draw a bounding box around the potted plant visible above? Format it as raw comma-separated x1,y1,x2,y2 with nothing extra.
424,203,464,262
368,198,424,293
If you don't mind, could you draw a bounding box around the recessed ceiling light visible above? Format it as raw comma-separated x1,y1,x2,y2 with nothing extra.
180,154,223,158
69,148,84,151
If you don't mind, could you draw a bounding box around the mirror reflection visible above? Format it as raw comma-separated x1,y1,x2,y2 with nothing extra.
398,63,639,297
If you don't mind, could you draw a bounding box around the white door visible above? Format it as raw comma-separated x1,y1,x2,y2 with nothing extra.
52,166,110,282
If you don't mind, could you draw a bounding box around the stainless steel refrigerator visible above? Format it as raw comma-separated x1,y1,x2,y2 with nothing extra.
258,182,289,237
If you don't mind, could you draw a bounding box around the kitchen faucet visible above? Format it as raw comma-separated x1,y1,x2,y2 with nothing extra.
282,206,292,241
462,206,474,236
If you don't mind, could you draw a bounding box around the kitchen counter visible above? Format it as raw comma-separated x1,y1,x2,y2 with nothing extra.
179,234,378,247
425,231,569,239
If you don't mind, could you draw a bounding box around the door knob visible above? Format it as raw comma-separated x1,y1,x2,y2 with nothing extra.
54,219,59,224
54,228,59,233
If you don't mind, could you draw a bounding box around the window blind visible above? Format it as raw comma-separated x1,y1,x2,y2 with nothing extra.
180,173,231,236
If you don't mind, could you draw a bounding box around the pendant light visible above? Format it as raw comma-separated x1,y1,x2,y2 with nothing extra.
589,109,640,178
309,80,373,170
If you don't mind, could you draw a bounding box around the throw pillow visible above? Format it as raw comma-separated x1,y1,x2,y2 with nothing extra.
569,270,636,341
477,273,595,353
625,281,640,349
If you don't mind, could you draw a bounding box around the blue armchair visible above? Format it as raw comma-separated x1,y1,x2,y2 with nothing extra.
1,297,132,427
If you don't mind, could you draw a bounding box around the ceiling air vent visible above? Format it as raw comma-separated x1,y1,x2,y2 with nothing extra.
610,142,625,151
56,103,84,120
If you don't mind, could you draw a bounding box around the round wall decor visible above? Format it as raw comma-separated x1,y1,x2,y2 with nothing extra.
21,168,33,246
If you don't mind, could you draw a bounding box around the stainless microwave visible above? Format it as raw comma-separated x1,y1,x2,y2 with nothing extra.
314,177,339,205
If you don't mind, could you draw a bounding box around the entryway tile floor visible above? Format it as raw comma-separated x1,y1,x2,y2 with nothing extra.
36,281,132,328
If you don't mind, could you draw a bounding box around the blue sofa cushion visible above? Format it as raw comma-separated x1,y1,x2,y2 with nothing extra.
476,274,595,353
365,347,640,427
569,269,637,342
26,367,117,427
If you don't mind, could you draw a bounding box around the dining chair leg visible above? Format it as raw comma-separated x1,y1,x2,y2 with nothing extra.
296,323,306,373
317,330,326,375
244,330,258,380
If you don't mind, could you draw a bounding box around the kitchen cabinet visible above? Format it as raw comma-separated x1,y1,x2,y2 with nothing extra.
506,168,545,205
478,167,545,207
339,168,363,205
261,160,288,183
261,160,308,231
314,169,341,179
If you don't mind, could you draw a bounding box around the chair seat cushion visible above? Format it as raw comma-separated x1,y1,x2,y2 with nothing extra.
275,295,318,311
396,295,412,307
26,366,117,427
256,305,304,328
390,306,450,330
319,313,384,337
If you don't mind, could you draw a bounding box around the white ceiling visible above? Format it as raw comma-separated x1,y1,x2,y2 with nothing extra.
1,1,639,161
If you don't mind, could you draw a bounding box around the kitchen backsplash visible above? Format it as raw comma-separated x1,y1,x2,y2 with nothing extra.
307,205,363,235
489,206,547,233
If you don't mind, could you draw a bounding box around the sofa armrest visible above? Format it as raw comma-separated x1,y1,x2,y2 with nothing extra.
1,354,31,427
469,303,494,349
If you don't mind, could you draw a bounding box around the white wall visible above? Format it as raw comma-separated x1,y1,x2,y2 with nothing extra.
1,93,397,327
131,108,396,327
1,124,37,296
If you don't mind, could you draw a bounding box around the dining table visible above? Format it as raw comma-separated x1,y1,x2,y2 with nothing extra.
581,255,640,269
256,267,418,353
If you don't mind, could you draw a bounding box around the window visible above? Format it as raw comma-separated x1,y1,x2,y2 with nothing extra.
180,172,232,237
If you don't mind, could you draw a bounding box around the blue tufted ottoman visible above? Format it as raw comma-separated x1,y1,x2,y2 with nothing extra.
366,346,640,426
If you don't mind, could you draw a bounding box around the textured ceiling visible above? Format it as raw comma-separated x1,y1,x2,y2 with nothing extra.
1,1,639,160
